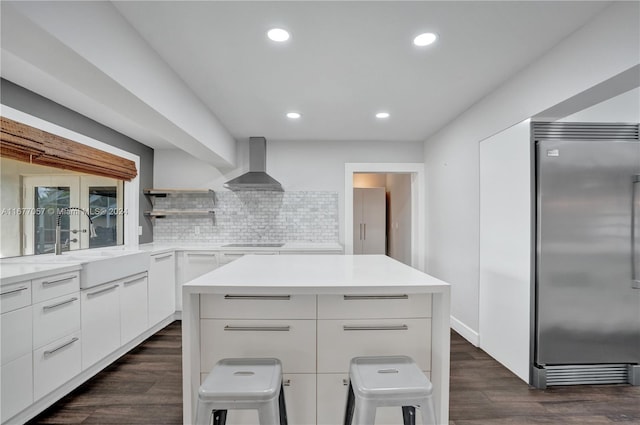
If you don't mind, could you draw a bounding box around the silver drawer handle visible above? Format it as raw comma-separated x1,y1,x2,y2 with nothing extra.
187,253,217,257
86,284,118,297
0,286,29,296
343,295,409,300
224,325,291,332
42,276,75,286
224,295,290,301
343,325,409,331
123,277,145,286
43,297,78,311
44,337,79,357
153,253,173,260
283,379,291,387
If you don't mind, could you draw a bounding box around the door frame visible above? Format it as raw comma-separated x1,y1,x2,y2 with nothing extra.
345,163,425,271
22,175,81,255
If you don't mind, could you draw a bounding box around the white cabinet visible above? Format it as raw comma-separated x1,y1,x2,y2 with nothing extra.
177,251,219,311
120,273,148,344
81,272,150,369
1,297,33,423
33,293,80,349
353,187,386,254
33,331,81,400
148,251,175,325
1,353,33,423
81,282,120,369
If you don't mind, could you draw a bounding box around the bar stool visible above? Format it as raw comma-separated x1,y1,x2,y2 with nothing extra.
195,358,288,425
344,356,436,425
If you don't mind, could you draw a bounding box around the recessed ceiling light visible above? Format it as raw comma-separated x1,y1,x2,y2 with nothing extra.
376,112,390,119
268,28,290,42
413,32,438,47
286,112,301,119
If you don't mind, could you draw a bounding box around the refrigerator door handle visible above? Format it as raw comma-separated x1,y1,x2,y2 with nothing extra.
633,175,640,289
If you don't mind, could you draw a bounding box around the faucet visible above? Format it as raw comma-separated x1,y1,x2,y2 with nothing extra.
55,207,98,255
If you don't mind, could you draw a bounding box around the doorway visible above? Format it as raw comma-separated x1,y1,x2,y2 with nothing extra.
345,163,425,271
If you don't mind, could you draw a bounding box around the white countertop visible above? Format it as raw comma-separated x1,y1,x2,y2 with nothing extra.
184,254,449,295
0,263,82,285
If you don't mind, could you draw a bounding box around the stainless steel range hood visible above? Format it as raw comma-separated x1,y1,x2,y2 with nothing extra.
224,137,283,192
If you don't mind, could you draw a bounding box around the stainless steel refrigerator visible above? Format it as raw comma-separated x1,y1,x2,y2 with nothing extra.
532,122,640,388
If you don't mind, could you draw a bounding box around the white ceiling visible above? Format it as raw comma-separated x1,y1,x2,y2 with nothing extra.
2,1,611,153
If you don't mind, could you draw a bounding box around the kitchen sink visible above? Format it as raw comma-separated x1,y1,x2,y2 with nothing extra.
5,249,150,288
222,243,285,248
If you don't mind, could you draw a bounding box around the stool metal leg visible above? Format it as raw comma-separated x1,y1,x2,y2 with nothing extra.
353,398,376,425
212,410,227,425
257,400,280,425
278,383,288,425
402,406,416,425
343,381,355,425
418,398,437,425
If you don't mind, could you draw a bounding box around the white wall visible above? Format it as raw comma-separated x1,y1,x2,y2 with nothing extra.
478,120,531,381
423,2,639,342
154,140,423,245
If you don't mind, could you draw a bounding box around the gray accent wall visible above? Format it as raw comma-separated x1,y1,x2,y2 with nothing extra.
0,79,154,243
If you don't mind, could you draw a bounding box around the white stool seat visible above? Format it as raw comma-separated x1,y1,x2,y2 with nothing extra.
345,356,436,425
195,358,287,425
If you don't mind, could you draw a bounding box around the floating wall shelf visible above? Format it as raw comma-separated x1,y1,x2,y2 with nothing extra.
144,188,216,223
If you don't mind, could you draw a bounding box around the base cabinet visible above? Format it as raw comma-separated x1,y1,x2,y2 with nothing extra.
0,353,33,423
148,252,175,325
120,273,148,344
81,283,121,370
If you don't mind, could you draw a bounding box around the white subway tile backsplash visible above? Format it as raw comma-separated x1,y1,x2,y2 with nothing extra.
152,191,339,243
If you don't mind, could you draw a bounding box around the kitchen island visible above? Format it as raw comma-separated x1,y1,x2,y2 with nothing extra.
182,255,450,425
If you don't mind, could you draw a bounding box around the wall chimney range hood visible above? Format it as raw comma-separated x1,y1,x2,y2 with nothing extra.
224,137,283,191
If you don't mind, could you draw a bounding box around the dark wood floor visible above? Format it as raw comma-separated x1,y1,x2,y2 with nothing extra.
27,322,640,424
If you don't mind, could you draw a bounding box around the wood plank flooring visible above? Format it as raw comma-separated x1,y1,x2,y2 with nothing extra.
26,322,640,424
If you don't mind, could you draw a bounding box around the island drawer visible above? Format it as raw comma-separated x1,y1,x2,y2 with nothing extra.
1,280,32,313
200,294,316,319
32,271,80,304
317,293,431,319
317,318,431,373
200,319,316,374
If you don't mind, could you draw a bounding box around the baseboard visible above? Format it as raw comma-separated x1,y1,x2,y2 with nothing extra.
451,315,479,347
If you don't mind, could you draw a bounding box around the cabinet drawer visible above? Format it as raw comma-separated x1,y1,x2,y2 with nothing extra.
198,373,315,425
1,353,33,423
317,373,431,425
33,331,81,400
317,318,431,373
32,271,80,304
200,294,316,319
81,282,121,370
0,281,31,313
317,294,431,319
33,293,80,349
1,305,32,365
200,319,316,374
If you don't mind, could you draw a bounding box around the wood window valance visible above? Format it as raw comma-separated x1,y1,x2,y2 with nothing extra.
0,116,137,181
